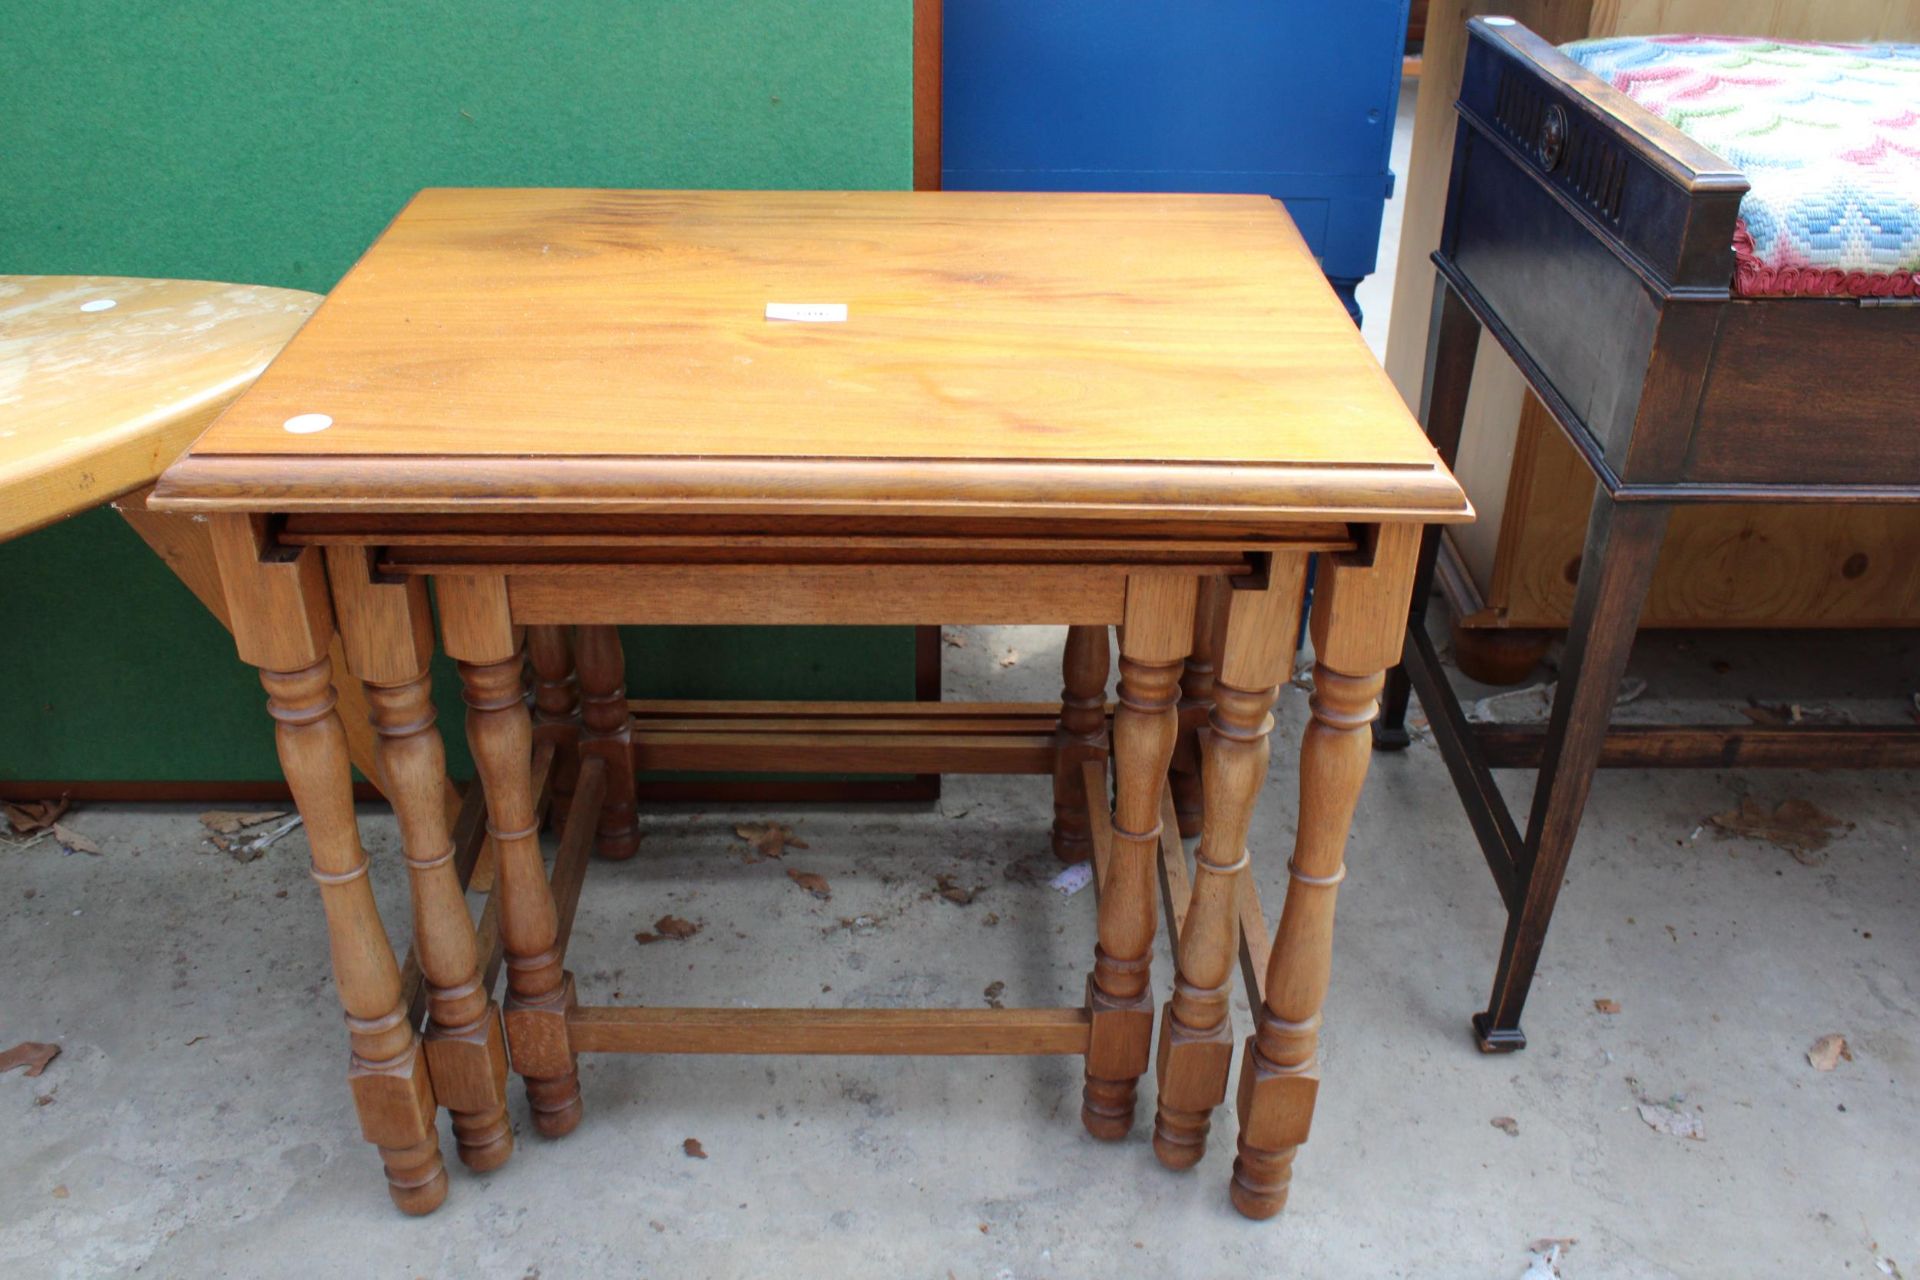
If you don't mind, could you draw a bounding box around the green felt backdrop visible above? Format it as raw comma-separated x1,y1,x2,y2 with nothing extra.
0,0,916,783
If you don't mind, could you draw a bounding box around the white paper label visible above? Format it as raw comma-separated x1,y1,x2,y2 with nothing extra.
765,302,848,323
1049,861,1095,896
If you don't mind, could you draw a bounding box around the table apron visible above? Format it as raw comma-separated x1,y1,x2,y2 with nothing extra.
490,562,1249,626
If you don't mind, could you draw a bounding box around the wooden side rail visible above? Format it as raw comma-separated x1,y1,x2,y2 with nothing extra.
631,699,1078,776
1475,723,1920,771
568,1007,1092,1056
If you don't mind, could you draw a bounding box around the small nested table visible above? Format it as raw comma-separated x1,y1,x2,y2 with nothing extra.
152,189,1468,1218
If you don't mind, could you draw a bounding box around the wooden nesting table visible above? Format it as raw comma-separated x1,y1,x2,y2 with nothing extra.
150,189,1469,1219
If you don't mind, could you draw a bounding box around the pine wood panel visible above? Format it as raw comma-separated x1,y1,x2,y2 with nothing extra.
1497,418,1920,627
154,190,1465,524
0,276,318,539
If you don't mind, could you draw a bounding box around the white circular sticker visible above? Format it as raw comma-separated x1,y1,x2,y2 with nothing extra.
80,298,118,312
283,413,334,434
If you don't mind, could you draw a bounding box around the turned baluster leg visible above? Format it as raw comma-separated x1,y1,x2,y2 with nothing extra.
1233,526,1418,1219
1050,624,1112,864
1082,573,1197,1138
1170,578,1232,838
208,516,445,1215
574,625,641,860
1154,559,1307,1169
526,624,582,838
438,575,584,1138
328,548,513,1173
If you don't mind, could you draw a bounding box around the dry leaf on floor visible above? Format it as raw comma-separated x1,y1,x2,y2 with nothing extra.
935,874,979,906
786,869,831,901
735,822,808,862
983,980,1006,1010
1593,998,1622,1015
1706,797,1852,864
1528,1237,1578,1254
4,796,70,835
682,1138,707,1159
1807,1034,1852,1071
52,824,101,855
213,814,303,864
942,630,967,648
634,915,701,945
1491,1116,1520,1137
0,1041,61,1078
1634,1097,1704,1141
50,1185,68,1200
198,810,287,835
997,650,1020,668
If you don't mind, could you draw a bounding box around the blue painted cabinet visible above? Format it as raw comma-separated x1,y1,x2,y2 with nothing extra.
942,0,1409,320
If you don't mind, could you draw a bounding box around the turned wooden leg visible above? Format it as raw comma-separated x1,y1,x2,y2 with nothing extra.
1050,624,1111,864
328,548,513,1174
1083,573,1197,1139
574,625,641,861
1170,578,1232,838
1233,526,1418,1220
1475,498,1670,1052
1378,274,1480,750
208,516,445,1215
439,575,584,1138
526,624,582,838
1154,559,1306,1170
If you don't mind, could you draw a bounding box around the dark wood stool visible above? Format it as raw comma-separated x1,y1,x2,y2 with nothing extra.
1374,19,1920,1052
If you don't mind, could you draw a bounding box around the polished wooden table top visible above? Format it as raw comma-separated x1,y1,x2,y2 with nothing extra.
155,189,1467,525
1,275,318,539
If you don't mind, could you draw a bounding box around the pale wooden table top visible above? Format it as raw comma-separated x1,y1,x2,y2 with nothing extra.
154,190,1468,526
0,276,320,540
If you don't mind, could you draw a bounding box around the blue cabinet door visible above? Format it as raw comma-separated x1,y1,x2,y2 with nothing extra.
942,0,1409,320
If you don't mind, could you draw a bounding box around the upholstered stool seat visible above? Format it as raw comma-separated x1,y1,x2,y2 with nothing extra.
1564,35,1920,297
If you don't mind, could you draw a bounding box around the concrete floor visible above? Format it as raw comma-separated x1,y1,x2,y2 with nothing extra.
6,81,1919,1280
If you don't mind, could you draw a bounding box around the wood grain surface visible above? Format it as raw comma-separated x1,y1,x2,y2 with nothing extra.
0,276,318,539
153,190,1466,524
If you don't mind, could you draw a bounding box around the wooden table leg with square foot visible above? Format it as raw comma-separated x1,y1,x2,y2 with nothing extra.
207,515,448,1216
1231,525,1418,1219
1153,554,1309,1170
440,575,586,1140
326,547,514,1174
1081,574,1197,1138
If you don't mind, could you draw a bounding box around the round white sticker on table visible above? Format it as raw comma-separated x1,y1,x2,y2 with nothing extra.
79,298,117,312
283,413,334,434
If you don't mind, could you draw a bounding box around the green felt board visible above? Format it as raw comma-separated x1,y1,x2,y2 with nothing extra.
0,1,916,784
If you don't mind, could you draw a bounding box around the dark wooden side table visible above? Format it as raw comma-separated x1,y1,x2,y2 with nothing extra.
1374,20,1920,1053
152,188,1468,1218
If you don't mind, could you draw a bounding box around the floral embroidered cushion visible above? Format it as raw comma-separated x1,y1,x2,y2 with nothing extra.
1563,35,1920,297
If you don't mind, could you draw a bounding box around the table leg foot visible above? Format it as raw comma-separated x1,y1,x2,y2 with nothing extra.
1229,1139,1294,1220
382,1135,452,1216
1472,1012,1528,1054
1081,1076,1139,1141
